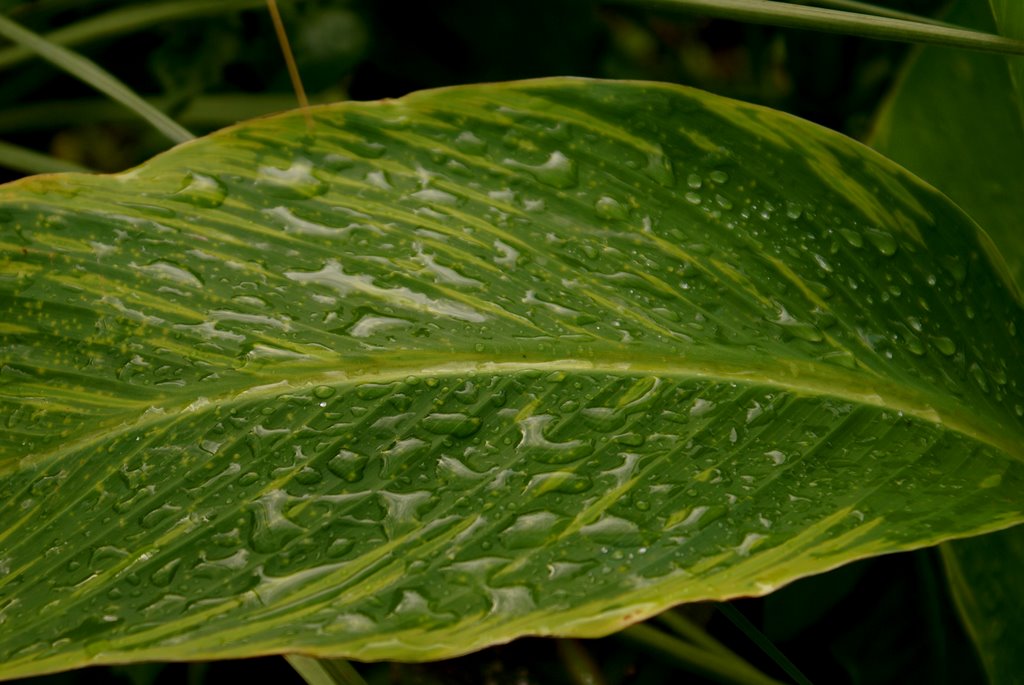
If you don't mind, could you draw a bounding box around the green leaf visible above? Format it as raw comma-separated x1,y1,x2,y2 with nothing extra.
870,2,1024,680
941,529,1024,683
870,0,1024,291
0,77,1021,679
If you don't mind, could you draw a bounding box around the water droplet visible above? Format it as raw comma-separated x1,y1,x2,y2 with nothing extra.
380,490,431,538
932,336,956,356
313,385,335,399
136,261,202,288
140,503,181,529
422,412,481,438
501,512,561,549
686,173,702,190
150,559,180,587
294,466,323,485
327,449,368,483
247,490,305,553
969,363,989,392
580,515,640,541
581,407,626,432
504,151,577,189
454,381,478,404
839,228,863,248
865,228,898,256
257,159,327,198
517,415,593,463
903,333,925,356
364,169,392,191
771,306,822,343
493,239,519,268
349,138,387,158
690,398,715,417
487,585,535,616
454,131,487,154
734,532,766,557
410,188,460,207
710,170,729,184
595,195,628,220
526,471,593,495
643,148,675,187
173,172,225,208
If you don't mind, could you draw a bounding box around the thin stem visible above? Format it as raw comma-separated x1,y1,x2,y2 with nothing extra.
266,0,312,129
717,604,812,685
611,0,1024,56
0,0,265,72
0,13,193,143
620,624,788,685
557,639,608,685
0,139,92,174
658,609,742,659
285,655,368,685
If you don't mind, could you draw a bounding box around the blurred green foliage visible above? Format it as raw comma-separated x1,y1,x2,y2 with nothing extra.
0,0,949,177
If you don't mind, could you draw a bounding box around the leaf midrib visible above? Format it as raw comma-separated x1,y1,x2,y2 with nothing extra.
10,350,1021,478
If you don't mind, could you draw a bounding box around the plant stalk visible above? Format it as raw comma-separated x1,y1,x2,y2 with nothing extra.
285,655,368,685
620,624,789,685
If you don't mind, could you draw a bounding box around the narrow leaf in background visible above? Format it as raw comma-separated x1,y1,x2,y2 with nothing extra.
0,0,265,73
610,0,1024,55
0,11,193,144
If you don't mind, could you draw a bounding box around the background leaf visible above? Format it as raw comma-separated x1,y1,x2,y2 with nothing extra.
870,1,1024,681
1,77,1022,679
870,0,1024,291
940,532,1024,684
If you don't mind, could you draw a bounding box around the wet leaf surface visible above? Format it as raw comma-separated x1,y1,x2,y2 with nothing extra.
0,77,1021,678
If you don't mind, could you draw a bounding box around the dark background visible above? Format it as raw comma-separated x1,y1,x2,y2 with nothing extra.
2,1,986,683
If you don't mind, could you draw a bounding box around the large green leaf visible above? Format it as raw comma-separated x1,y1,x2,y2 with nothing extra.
870,2,1024,681
0,77,1022,679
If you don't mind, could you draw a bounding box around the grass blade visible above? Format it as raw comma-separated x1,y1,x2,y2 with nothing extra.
557,639,607,685
717,605,813,685
0,92,344,133
0,12,194,143
791,0,953,28
285,656,367,685
0,139,91,174
0,0,264,72
612,0,1024,55
657,609,741,660
620,624,787,685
